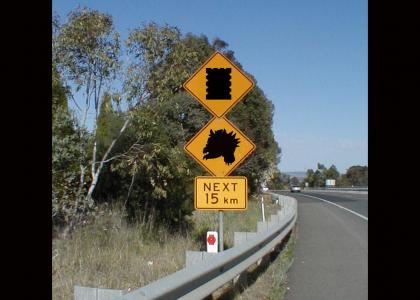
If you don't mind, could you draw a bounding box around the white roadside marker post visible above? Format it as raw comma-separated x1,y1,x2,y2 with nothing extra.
261,195,265,222
207,231,218,253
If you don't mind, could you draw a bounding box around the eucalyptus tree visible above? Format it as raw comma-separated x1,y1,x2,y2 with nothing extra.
345,165,368,186
324,164,340,180
52,62,92,229
56,7,123,204
290,177,300,186
124,22,181,105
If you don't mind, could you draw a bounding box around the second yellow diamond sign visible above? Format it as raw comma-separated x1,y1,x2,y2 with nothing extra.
184,117,256,176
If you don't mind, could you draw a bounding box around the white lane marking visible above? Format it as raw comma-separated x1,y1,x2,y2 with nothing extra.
305,190,368,195
301,193,368,221
306,191,369,200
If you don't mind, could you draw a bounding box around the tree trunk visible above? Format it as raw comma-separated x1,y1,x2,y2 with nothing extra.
121,172,136,226
77,165,86,201
86,118,130,204
124,172,136,211
91,140,97,179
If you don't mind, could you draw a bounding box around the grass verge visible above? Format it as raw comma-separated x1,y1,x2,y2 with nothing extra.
192,195,279,250
214,224,298,300
52,196,286,300
52,203,200,300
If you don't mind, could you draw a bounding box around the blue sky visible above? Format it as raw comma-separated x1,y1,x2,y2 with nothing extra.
53,0,367,174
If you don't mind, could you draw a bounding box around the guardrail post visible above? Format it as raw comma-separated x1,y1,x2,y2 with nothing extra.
257,221,268,233
74,286,97,300
282,199,286,216
186,251,218,268
234,232,258,246
233,271,248,288
256,254,270,267
219,210,224,252
74,286,123,300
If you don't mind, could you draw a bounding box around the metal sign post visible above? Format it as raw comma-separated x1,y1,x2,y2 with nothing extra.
219,210,224,252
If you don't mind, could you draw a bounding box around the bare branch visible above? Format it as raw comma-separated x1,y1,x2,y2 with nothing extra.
124,172,136,214
69,93,82,112
86,118,130,202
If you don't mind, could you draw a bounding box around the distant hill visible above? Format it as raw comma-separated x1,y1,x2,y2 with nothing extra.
284,171,306,180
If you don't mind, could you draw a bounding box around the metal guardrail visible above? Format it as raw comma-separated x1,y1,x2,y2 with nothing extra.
74,194,297,300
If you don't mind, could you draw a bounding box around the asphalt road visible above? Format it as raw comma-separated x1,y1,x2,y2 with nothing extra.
281,191,368,300
301,191,368,218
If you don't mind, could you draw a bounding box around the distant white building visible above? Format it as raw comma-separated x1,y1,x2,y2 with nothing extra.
325,179,336,187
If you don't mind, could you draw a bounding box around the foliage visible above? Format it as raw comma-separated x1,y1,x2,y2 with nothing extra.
124,22,181,105
125,25,213,105
119,25,280,224
323,164,340,180
109,102,194,226
95,92,125,155
342,165,368,186
56,7,123,209
52,64,69,113
91,92,128,202
267,171,290,190
56,7,120,101
52,13,61,66
317,163,326,170
290,176,300,186
52,11,282,231
52,106,92,228
304,163,368,187
52,60,93,228
304,163,337,187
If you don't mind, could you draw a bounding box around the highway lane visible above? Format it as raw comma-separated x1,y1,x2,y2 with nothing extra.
280,191,368,300
301,190,368,218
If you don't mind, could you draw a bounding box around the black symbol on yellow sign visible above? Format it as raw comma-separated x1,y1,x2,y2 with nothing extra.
203,129,240,165
206,68,232,100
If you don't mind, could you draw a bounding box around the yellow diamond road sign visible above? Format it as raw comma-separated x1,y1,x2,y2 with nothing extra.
195,176,247,210
185,117,256,176
183,51,255,117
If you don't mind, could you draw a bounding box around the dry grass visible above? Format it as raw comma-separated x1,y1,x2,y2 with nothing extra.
192,195,280,249
52,196,284,300
52,204,200,300
239,226,298,300
213,225,298,300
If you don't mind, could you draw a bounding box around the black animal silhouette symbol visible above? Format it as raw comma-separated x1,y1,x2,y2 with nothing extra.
206,68,232,100
203,129,240,165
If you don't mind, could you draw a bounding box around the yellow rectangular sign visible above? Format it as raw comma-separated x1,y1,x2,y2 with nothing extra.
195,176,247,210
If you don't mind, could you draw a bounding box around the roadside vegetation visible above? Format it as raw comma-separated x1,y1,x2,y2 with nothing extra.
213,225,298,300
52,6,294,300
52,6,282,239
52,197,282,299
303,163,368,188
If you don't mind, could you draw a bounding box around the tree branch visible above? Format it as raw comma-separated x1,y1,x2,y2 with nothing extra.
86,117,130,202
